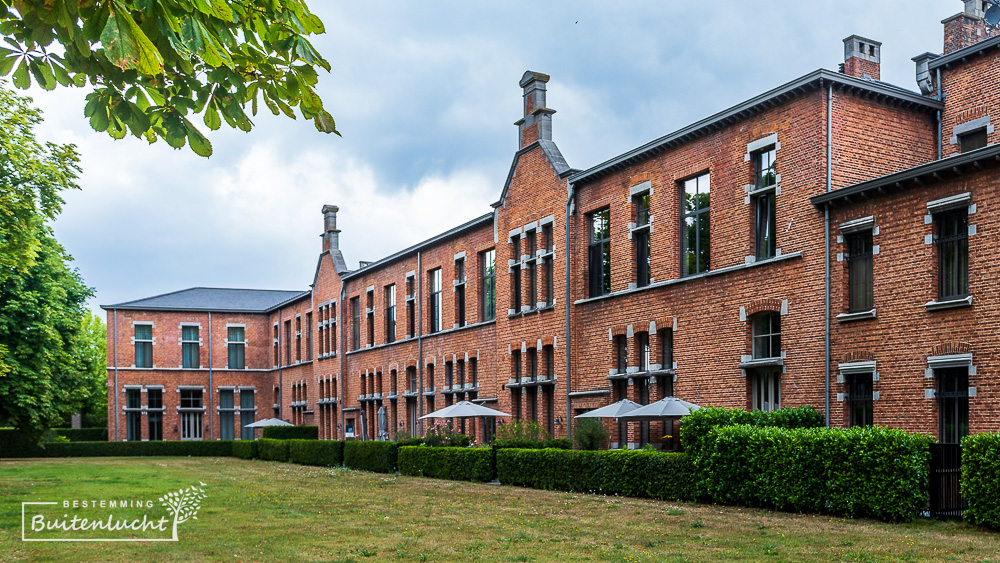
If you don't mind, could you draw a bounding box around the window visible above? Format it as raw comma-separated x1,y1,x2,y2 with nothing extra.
470,358,478,386
634,192,651,287
181,326,199,369
147,389,162,441
637,332,650,372
445,361,454,389
512,349,522,383
588,208,611,297
366,290,375,346
457,359,465,386
328,304,337,355
846,231,874,312
755,147,777,190
681,172,710,276
528,348,538,382
227,327,245,369
480,249,495,321
125,388,141,441
284,320,292,364
240,390,255,440
305,313,312,361
659,328,673,371
385,284,396,343
429,268,442,333
754,191,776,260
350,297,360,350
959,129,988,153
544,345,555,379
179,389,203,440
752,312,781,360
936,209,969,300
273,324,280,365
295,315,302,362
455,258,466,327
542,225,554,306
847,373,873,427
219,389,235,440
615,335,628,374
751,371,781,412
527,231,537,310
938,368,969,444
407,366,418,393
511,236,522,312
134,324,152,368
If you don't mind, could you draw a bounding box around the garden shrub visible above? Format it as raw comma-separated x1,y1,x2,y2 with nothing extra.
257,439,290,462
962,432,1000,528
49,428,108,442
262,426,318,440
423,421,471,447
680,406,824,455
1,440,237,458
288,440,344,467
343,441,399,473
398,446,495,482
496,448,695,500
573,418,608,451
495,420,550,444
232,440,258,460
695,424,932,522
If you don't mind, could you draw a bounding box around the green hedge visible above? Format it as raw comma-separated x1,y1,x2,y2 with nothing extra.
680,406,824,456
343,441,399,473
695,425,932,522
962,432,1000,528
51,428,108,442
1,439,238,458
398,447,495,482
496,448,695,500
257,439,291,462
262,426,318,440
289,440,344,467
493,438,572,450
0,429,39,457
232,440,258,460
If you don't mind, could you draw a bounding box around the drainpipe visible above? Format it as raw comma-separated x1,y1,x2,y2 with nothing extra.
277,309,283,421
825,82,833,428
417,251,424,435
113,309,119,441
339,284,346,438
208,311,213,439
936,68,943,160
564,180,574,439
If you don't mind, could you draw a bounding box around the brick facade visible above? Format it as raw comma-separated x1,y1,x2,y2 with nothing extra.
105,5,1000,446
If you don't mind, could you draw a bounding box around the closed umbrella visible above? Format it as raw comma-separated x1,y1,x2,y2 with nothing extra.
377,406,390,441
574,399,642,419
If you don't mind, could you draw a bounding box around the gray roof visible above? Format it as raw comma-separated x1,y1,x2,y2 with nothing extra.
102,287,311,313
569,69,941,186
929,35,1000,70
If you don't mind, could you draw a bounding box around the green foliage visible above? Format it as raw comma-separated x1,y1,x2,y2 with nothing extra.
422,420,471,447
496,448,695,501
398,446,495,482
343,441,399,473
262,425,318,440
288,440,344,467
495,420,550,443
680,406,825,456
392,429,412,442
49,428,108,442
257,438,290,462
694,425,932,522
0,0,337,156
493,438,571,450
73,312,108,426
962,432,1000,528
0,431,237,458
232,440,258,460
573,418,609,451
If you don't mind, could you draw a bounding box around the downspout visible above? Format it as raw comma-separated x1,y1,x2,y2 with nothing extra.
339,284,346,438
416,251,424,435
824,82,833,428
936,67,943,160
564,180,574,439
277,309,283,421
113,309,119,442
208,311,213,439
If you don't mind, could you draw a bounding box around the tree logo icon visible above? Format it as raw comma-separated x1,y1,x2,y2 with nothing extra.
158,482,208,541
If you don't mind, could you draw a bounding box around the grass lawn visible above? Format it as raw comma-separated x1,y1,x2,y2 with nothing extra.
0,457,997,562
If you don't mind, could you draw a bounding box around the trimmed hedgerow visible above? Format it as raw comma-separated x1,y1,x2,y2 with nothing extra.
496,448,695,501
962,432,1000,528
492,438,572,450
398,446,495,482
51,428,108,442
1,439,238,458
0,429,40,457
232,440,258,460
257,439,290,462
680,406,824,456
262,426,318,440
343,441,398,473
288,440,344,467
695,424,932,522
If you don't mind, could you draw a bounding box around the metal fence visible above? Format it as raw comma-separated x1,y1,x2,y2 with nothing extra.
929,443,965,519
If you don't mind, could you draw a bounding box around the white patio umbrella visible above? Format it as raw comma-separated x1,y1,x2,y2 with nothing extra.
419,400,510,419
243,418,293,428
618,397,701,421
574,399,642,419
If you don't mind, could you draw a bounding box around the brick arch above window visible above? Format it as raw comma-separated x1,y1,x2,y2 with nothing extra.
930,342,972,357
742,298,787,320
609,324,629,338
842,350,876,364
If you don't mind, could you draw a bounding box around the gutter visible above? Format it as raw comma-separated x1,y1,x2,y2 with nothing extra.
416,251,424,435
824,82,832,428
113,309,119,441
937,67,943,160
339,284,346,437
564,180,574,439
278,309,283,421
208,311,213,439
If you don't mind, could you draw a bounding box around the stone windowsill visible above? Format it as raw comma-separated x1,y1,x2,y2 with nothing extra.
836,309,876,323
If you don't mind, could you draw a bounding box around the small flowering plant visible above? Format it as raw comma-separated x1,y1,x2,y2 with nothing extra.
423,420,471,447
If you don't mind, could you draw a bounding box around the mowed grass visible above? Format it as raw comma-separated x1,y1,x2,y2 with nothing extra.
0,458,998,562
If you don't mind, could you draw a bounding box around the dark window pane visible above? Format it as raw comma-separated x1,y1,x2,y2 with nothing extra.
847,231,874,312
959,129,987,153
937,210,969,300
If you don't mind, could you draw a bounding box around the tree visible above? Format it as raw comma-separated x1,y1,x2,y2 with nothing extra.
75,311,108,427
0,0,335,157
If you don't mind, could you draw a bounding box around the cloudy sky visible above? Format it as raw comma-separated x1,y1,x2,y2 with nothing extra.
29,0,960,315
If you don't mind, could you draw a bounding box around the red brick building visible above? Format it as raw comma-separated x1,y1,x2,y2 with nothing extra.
104,3,1000,446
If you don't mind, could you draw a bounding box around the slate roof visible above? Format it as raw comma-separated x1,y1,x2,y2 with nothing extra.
102,287,310,313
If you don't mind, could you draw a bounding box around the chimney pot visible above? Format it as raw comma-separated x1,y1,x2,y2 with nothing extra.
842,35,881,80
515,70,556,148
322,204,340,252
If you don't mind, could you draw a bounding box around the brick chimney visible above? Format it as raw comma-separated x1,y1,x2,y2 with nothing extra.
321,204,340,253
942,0,1000,54
843,35,881,80
515,71,556,149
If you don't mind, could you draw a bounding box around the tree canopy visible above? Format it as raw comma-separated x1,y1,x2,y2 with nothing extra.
0,0,335,157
